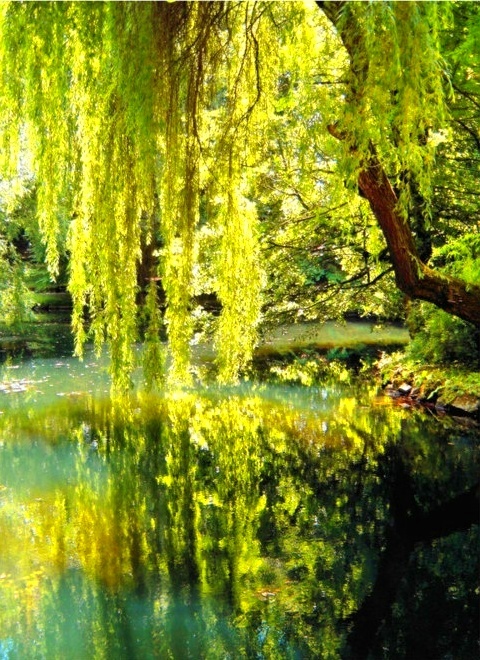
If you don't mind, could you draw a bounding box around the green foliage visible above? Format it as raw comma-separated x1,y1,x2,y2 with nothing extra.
378,351,480,405
0,177,54,330
0,245,34,329
142,280,166,392
0,1,278,387
432,233,480,287
215,184,264,383
407,301,480,366
0,1,478,385
331,2,448,215
442,370,480,401
270,356,352,387
407,233,480,366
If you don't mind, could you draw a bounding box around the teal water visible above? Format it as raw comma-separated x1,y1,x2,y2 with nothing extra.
0,354,478,659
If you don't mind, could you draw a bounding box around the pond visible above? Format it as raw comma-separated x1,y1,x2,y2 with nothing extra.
0,352,478,659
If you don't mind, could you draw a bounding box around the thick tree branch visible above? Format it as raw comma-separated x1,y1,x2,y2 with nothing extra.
356,144,480,327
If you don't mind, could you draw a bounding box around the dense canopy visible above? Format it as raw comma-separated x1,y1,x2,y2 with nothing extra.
0,1,478,387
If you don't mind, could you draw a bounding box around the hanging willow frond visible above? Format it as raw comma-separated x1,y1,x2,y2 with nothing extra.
0,1,279,387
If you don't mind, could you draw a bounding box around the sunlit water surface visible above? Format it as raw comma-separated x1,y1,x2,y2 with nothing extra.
0,352,478,659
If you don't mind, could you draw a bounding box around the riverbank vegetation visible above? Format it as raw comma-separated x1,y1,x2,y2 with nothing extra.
0,1,478,392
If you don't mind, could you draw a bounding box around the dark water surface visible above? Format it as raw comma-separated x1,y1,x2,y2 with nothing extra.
0,356,478,659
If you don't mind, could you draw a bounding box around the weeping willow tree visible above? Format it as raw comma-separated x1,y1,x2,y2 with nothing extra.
0,1,478,388
0,0,278,388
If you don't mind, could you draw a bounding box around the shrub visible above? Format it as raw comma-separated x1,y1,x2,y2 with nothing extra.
407,301,480,367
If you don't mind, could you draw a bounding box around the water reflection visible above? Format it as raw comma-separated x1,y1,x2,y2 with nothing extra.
0,384,478,658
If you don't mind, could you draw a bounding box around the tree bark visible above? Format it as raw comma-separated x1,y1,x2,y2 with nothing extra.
318,0,480,328
357,148,480,327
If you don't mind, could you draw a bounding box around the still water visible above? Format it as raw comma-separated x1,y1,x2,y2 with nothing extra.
0,353,478,659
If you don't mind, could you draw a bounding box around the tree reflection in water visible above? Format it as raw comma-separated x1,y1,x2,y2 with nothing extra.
0,384,478,658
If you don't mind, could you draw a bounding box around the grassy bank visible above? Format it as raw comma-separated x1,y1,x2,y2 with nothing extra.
258,321,408,356
377,351,480,411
